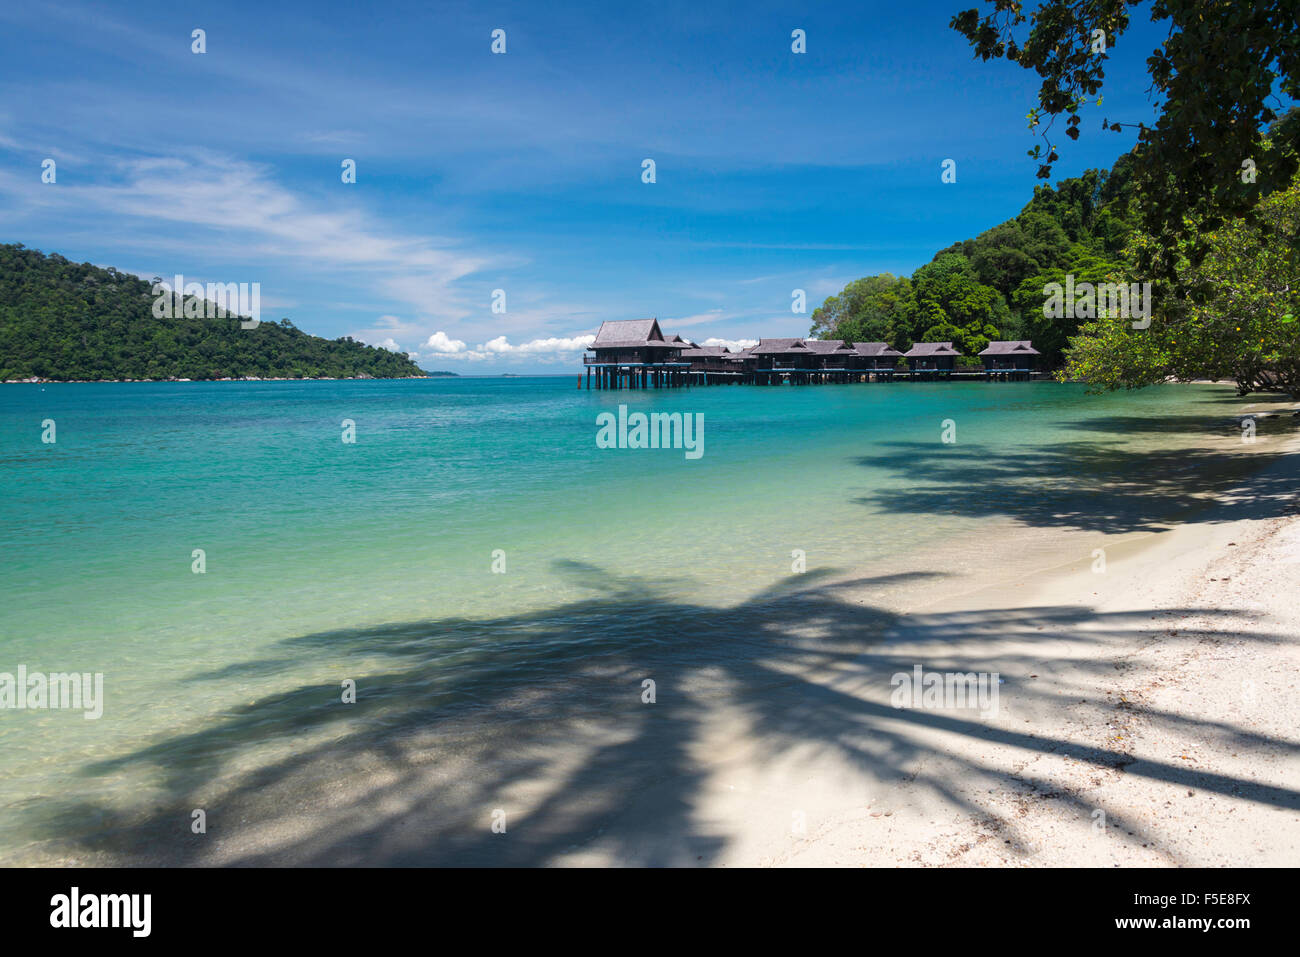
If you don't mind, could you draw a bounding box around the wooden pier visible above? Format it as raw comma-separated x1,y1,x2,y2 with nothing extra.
584,360,692,389
583,322,1043,390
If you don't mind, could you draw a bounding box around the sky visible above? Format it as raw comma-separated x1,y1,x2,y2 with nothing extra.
0,0,1171,373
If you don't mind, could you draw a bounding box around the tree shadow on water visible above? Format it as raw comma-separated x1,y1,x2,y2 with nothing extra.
19,560,1300,867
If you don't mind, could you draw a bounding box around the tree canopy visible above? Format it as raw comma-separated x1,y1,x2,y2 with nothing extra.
0,244,426,381
817,7,1300,398
951,0,1300,280
809,156,1138,369
1065,169,1300,397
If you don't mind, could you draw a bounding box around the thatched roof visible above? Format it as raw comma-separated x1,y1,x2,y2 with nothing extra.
904,341,962,357
751,338,810,354
853,341,904,358
803,339,855,354
678,346,731,358
978,340,1040,356
590,318,673,349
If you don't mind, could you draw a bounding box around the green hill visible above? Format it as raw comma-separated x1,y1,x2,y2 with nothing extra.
808,153,1139,370
812,109,1300,375
0,244,426,381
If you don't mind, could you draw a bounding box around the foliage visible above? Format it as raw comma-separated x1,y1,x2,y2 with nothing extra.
811,160,1140,366
1011,247,1126,367
950,0,1300,280
1065,173,1300,397
911,254,1010,356
812,109,1298,393
0,245,425,381
807,274,917,349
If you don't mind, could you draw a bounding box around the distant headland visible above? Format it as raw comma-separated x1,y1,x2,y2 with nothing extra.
0,244,427,382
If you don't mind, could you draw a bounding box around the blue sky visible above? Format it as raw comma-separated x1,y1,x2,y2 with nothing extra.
0,0,1168,372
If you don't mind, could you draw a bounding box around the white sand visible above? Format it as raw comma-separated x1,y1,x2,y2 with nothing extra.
701,439,1300,867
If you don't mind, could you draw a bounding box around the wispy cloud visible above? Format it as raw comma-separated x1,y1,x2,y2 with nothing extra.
0,147,494,327
659,309,734,329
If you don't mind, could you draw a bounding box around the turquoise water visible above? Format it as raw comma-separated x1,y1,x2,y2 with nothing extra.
0,377,1264,861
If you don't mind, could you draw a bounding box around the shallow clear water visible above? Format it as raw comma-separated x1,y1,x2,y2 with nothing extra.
0,377,1266,860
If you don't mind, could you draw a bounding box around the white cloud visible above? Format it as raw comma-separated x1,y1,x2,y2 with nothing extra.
417,332,595,363
701,337,758,351
483,334,595,354
424,331,468,353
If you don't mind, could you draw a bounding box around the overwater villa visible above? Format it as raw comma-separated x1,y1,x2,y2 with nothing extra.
854,342,906,374
804,339,858,377
751,338,814,383
677,345,751,383
902,341,961,376
979,340,1041,379
584,318,690,389
749,338,868,384
583,321,1041,389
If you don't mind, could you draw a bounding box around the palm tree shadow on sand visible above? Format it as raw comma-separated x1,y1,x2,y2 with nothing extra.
21,553,1300,867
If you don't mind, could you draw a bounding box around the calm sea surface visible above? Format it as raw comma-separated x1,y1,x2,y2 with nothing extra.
0,377,1262,861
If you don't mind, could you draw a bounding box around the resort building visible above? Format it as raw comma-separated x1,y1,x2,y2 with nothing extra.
725,347,757,378
804,339,857,369
584,319,689,389
582,324,1039,389
752,338,814,368
677,345,750,384
979,340,1041,377
903,341,961,375
751,338,817,384
677,345,731,366
852,342,905,375
749,338,909,384
801,339,860,383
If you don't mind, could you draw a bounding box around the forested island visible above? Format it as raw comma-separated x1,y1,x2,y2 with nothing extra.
0,244,428,381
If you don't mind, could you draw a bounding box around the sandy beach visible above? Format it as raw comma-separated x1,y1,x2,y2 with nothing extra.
765,432,1300,866
548,408,1300,867
544,405,1300,867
